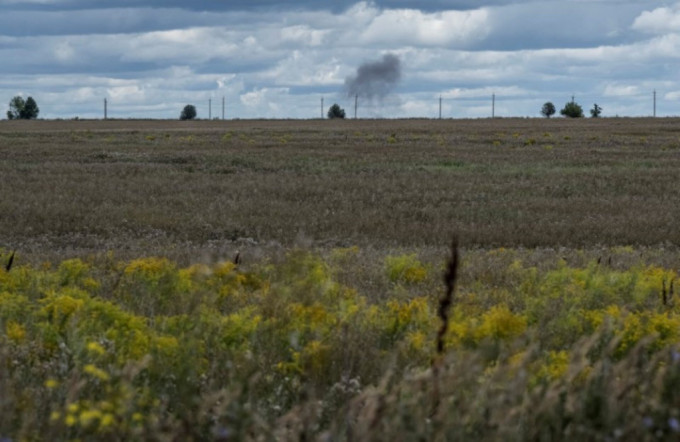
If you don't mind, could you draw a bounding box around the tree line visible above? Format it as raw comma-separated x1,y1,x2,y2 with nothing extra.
541,100,602,118
4,96,606,121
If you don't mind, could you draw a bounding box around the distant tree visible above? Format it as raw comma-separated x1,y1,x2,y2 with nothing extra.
7,96,24,120
21,97,39,119
590,103,602,118
327,103,346,119
180,104,197,120
560,101,584,118
7,96,39,120
541,102,556,118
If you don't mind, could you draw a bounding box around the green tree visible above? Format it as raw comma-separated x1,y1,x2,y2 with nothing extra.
180,104,197,120
590,103,602,118
327,103,346,119
560,101,584,118
7,96,39,120
541,102,556,118
21,97,39,119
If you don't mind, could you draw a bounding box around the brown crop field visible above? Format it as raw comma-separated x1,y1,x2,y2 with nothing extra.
1,117,680,263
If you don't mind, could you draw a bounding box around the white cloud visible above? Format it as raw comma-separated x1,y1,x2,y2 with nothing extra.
54,41,76,62
107,85,146,103
603,84,640,97
441,86,531,99
260,51,343,86
240,87,289,107
632,4,680,35
359,7,490,47
280,25,328,47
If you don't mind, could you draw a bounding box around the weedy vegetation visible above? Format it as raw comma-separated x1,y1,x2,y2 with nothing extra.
1,118,680,440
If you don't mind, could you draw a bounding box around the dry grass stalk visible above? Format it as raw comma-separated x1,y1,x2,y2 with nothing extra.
432,238,459,416
438,238,459,356
5,251,14,272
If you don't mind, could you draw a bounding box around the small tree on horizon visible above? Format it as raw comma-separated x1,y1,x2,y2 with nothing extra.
7,96,39,120
180,104,197,120
541,102,556,118
327,103,346,119
560,101,584,118
590,103,602,118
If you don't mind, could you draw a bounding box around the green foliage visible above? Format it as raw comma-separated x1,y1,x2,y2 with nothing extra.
179,104,197,120
541,101,556,118
384,253,428,284
4,249,680,439
7,95,39,120
327,103,345,119
561,101,584,118
591,103,603,118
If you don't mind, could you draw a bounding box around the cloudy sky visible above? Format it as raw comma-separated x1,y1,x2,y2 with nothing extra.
1,0,679,119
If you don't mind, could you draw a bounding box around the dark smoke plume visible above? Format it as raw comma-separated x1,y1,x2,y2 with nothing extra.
345,53,401,100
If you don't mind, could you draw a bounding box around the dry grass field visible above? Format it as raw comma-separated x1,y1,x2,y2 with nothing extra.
1,117,680,264
3,118,680,440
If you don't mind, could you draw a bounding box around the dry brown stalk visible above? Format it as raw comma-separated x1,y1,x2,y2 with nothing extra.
438,238,459,356
5,251,14,272
432,238,459,417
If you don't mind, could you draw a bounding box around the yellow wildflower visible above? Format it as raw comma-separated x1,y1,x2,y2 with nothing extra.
79,409,102,427
87,341,106,356
5,321,26,343
83,364,110,381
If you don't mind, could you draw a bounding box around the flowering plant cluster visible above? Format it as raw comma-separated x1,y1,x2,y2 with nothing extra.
1,248,680,440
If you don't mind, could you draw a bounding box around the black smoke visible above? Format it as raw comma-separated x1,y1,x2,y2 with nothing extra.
344,53,401,101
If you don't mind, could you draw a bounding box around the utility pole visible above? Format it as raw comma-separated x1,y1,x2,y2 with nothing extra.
104,98,107,120
321,97,324,119
209,98,212,120
354,94,358,119
571,95,575,104
439,95,442,119
222,96,225,120
492,93,495,118
653,90,657,117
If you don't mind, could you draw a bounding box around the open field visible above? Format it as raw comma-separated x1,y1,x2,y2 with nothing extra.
2,118,680,440
2,117,680,264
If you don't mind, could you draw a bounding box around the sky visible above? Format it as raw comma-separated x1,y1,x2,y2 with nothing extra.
1,0,679,119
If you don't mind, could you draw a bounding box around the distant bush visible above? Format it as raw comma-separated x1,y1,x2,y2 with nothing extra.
561,101,584,118
327,103,346,119
180,104,197,120
541,102,556,118
591,103,603,118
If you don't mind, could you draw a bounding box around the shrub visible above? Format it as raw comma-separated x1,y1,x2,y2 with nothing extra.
591,103,603,118
327,103,345,119
561,101,584,118
541,102,556,118
385,253,428,284
179,104,197,120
